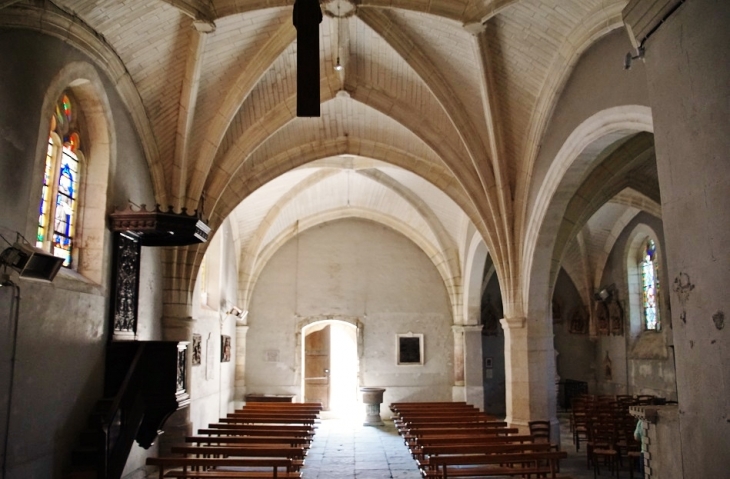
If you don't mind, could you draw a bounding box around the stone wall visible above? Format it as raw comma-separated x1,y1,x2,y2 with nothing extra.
246,218,454,415
0,30,161,478
594,212,676,400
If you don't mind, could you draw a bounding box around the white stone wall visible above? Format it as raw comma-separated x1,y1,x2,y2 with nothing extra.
246,218,454,413
0,30,160,478
189,219,240,432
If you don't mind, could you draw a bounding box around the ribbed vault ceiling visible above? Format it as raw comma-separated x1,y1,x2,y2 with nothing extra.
12,0,640,308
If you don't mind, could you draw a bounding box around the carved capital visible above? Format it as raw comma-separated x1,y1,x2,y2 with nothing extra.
500,317,526,329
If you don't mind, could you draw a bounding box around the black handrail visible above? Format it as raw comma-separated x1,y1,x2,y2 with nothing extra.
99,342,146,479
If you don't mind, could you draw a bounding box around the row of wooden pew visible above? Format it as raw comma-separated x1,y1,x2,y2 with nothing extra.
146,402,322,479
391,401,571,479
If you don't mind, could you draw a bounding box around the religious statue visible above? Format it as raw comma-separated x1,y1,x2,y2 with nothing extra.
608,296,624,336
595,301,610,335
569,308,587,334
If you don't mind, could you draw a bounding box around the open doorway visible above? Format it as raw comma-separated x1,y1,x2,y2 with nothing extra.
302,320,359,414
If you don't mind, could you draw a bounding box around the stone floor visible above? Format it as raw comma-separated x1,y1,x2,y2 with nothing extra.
301,413,638,479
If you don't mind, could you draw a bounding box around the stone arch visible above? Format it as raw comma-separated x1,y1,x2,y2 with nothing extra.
523,105,653,321
31,61,115,285
0,3,166,204
623,223,665,339
295,317,362,406
240,209,459,322
463,232,488,326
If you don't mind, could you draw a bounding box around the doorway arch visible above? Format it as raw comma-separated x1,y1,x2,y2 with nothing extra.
297,317,363,413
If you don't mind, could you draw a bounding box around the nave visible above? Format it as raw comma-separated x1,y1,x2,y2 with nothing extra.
300,417,597,479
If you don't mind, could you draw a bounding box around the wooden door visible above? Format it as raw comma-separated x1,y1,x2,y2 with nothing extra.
304,325,330,410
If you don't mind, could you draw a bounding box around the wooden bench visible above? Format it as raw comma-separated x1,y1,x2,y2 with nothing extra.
422,451,568,479
217,417,316,426
146,457,299,479
185,436,310,449
403,426,518,445
200,427,313,439
241,402,322,409
416,442,554,469
170,446,306,470
408,434,534,458
208,424,315,434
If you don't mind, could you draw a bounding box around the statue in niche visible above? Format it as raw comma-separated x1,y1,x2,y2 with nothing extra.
604,351,613,381
552,299,562,324
608,296,624,336
481,294,499,336
569,308,587,334
595,301,610,335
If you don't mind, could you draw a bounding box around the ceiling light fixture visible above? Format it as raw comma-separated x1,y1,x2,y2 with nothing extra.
334,1,344,73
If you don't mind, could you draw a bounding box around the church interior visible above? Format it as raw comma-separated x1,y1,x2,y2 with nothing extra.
0,0,728,477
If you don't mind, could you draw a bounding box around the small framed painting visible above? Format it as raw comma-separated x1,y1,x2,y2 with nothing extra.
191,334,202,366
396,333,423,365
221,335,231,362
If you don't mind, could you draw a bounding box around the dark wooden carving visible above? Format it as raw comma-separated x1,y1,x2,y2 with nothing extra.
111,233,140,337
103,342,190,455
109,203,210,246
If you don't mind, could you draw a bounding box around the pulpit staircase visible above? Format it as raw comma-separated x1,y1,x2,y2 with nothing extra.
63,341,189,479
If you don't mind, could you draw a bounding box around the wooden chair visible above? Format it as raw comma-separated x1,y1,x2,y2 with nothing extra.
588,420,619,478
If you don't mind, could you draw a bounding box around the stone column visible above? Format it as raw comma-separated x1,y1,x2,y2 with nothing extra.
234,321,249,408
623,0,730,475
462,325,485,410
630,405,682,479
158,315,196,454
500,317,557,434
451,325,466,402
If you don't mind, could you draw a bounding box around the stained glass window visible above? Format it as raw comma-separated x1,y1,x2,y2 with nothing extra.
640,238,660,330
37,92,82,268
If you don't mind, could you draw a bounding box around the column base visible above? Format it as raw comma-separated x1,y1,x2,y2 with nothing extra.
452,385,466,402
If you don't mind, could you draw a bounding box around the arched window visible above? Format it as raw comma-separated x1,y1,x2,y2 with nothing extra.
37,93,84,268
639,238,660,330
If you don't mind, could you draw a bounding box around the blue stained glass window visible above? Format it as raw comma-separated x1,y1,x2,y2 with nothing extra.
37,92,81,268
641,239,660,330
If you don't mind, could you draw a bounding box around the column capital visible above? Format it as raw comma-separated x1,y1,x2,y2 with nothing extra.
236,319,249,329
462,324,484,334
500,317,526,329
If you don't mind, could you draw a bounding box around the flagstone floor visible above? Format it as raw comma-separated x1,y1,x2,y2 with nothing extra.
301,413,638,479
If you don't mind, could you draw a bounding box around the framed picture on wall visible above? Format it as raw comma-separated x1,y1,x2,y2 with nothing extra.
191,334,202,366
221,335,231,362
396,333,424,365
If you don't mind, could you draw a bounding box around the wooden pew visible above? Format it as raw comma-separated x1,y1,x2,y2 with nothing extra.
185,436,310,449
416,442,555,470
402,425,518,446
408,434,534,459
170,446,306,471
200,427,313,439
421,451,568,479
238,404,322,412
390,401,468,411
216,417,316,426
146,457,299,479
